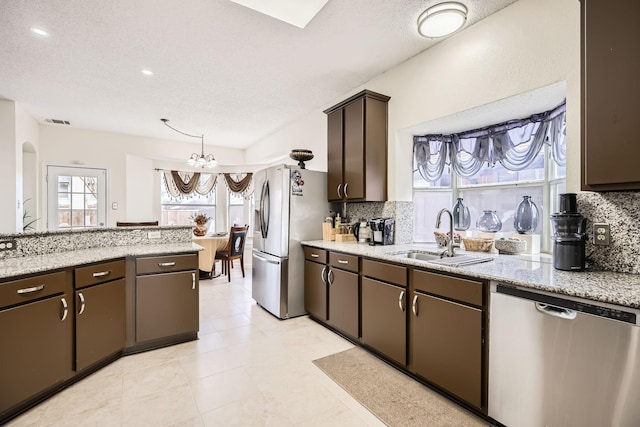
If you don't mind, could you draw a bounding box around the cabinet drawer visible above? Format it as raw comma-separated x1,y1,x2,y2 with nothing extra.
75,259,125,289
362,259,407,287
136,254,198,275
329,252,358,273
304,247,327,263
0,271,67,309
412,269,483,306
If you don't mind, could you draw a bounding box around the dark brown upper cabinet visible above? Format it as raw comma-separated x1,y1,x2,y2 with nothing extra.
324,90,390,202
581,0,640,190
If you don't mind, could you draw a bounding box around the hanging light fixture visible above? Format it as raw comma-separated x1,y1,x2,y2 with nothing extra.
417,2,468,38
161,119,217,168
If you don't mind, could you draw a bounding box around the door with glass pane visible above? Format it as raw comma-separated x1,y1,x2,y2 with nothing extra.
47,166,107,229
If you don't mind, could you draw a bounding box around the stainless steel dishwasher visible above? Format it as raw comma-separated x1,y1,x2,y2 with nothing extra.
489,282,640,427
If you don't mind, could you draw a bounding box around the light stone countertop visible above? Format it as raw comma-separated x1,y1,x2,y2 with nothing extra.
302,240,640,309
0,243,202,280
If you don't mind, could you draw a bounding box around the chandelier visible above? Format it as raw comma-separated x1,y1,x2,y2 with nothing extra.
161,119,217,168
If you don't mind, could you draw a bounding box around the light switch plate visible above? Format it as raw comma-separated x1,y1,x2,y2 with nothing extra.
593,223,610,245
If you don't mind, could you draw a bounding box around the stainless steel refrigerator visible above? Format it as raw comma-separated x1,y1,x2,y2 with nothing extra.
252,164,332,319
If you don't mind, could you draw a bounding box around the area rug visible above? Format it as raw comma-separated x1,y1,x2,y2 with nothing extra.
313,347,492,427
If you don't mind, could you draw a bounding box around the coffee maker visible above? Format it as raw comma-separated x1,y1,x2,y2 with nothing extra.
369,218,395,245
550,193,587,271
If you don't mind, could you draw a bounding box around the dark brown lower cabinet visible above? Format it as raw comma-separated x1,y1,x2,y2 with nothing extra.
304,260,327,321
0,294,71,414
136,270,198,343
410,291,482,408
361,277,406,365
328,267,359,338
75,279,126,371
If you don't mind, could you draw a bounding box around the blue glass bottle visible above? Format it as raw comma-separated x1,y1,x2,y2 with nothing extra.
476,210,502,232
452,198,470,231
514,195,539,234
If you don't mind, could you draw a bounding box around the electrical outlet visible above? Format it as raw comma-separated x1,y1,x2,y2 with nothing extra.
0,240,17,251
593,223,610,246
147,231,161,239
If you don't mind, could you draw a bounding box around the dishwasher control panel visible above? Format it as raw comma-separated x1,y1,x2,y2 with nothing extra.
496,284,638,325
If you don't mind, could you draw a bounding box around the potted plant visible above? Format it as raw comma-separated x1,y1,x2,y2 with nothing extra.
191,213,211,236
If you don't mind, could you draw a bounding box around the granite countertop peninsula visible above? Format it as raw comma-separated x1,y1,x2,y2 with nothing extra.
0,242,202,280
302,240,640,309
0,226,202,280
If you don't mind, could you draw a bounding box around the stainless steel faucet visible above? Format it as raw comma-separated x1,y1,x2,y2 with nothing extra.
435,208,455,257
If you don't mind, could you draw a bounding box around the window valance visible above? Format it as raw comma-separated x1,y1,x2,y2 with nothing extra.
161,170,254,199
413,101,566,182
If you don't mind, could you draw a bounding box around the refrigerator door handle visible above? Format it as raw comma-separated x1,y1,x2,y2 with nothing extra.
260,180,270,239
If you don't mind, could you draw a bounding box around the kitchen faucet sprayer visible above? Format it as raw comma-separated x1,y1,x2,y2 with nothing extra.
436,208,455,258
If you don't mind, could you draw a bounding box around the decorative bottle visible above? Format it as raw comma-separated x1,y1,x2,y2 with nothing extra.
476,210,502,232
452,198,471,231
514,195,539,234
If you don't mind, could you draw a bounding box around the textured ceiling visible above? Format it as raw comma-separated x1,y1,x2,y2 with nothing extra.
0,0,518,150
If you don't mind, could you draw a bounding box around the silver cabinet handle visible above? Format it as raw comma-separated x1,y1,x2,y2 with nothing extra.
535,303,576,320
398,291,405,312
412,295,419,316
78,292,85,315
92,270,112,278
321,266,327,284
17,284,45,294
192,272,196,290
61,298,68,322
158,262,176,267
344,182,349,199
327,269,334,285
337,259,349,264
337,184,342,199
310,253,319,258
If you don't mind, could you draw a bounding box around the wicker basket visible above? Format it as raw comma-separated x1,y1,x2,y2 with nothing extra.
434,231,461,248
462,237,494,252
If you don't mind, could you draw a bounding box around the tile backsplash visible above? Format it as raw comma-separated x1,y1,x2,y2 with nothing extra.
346,201,413,244
577,192,640,273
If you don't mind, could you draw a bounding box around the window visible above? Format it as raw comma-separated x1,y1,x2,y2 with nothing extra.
228,190,245,227
46,166,107,229
412,102,566,253
160,175,215,228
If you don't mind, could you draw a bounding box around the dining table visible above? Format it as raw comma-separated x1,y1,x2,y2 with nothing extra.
193,234,229,278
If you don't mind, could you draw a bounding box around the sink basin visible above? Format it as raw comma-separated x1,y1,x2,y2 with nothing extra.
388,250,493,267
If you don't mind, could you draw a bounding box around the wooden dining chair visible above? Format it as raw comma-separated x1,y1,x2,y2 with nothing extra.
214,225,249,282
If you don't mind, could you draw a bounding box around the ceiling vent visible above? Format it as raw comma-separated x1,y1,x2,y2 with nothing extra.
44,119,71,125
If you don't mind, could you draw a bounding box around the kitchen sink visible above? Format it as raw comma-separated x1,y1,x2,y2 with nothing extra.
388,250,493,267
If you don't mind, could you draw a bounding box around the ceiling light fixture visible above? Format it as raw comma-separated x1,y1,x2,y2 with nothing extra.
417,2,467,38
161,119,217,168
31,27,49,37
141,69,153,76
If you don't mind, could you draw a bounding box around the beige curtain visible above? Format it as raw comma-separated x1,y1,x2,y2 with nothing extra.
163,171,217,197
223,173,253,197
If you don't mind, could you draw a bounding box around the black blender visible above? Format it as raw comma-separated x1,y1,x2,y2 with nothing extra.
550,193,587,271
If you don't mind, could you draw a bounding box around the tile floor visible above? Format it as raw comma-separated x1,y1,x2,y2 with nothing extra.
7,257,385,427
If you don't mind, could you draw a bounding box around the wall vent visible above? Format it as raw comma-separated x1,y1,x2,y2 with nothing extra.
44,119,71,125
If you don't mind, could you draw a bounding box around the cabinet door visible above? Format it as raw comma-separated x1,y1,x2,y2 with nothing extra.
582,0,640,190
136,271,198,343
410,292,482,408
0,295,70,413
75,279,126,371
304,260,327,321
343,98,365,200
327,109,344,201
327,267,359,338
361,278,406,365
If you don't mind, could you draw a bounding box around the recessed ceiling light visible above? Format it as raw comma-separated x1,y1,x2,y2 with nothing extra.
31,27,49,37
230,0,329,29
417,2,468,38
141,69,153,76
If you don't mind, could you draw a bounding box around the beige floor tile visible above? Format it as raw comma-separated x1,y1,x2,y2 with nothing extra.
189,367,261,414
122,383,199,426
200,390,287,427
123,360,189,401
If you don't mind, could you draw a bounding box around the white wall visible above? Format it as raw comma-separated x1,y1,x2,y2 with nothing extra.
38,126,246,227
0,100,18,233
245,0,581,199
